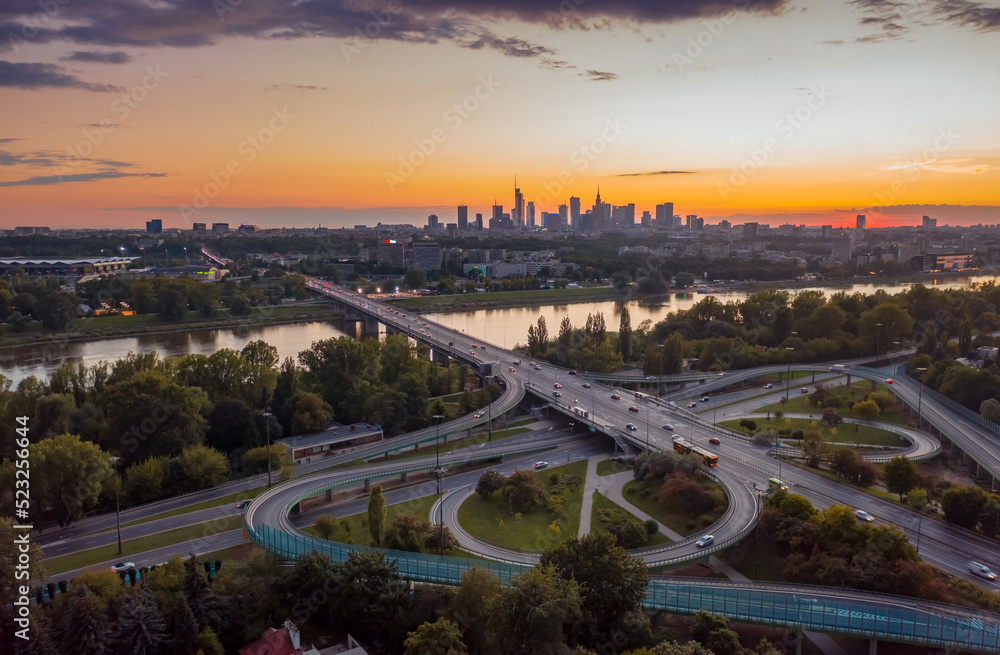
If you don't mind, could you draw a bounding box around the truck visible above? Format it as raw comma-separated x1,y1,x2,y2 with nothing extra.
572,406,589,419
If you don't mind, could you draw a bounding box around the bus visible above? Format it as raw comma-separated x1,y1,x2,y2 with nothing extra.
768,477,789,491
673,437,719,467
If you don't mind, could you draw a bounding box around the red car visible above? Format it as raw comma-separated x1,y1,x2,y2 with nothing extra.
554,383,562,389
886,379,894,384
709,438,721,445
568,370,578,375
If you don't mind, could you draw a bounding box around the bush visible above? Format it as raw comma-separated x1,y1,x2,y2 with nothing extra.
644,519,659,536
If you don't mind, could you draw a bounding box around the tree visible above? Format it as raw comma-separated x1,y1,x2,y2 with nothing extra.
328,550,411,642
123,456,169,503
314,514,339,540
527,316,550,356
288,390,333,434
540,531,650,650
674,272,695,289
852,399,881,428
168,445,228,492
196,627,225,655
980,398,1000,424
476,469,505,499
404,269,428,290
448,567,501,654
738,418,757,433
908,488,929,512
941,485,988,529
59,584,112,655
240,445,289,475
801,431,826,468
883,456,919,500
958,319,973,354
183,553,212,629
828,447,861,480
619,307,633,364
157,287,186,321
662,332,684,374
206,399,257,453
31,433,112,526
504,469,547,512
118,585,167,655
368,484,387,546
690,611,744,655
857,302,914,354
404,617,469,655
821,408,842,428
486,564,582,655
35,291,78,330
558,316,573,346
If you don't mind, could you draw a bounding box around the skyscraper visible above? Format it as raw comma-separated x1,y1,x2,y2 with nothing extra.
146,219,162,234
569,197,581,228
513,181,524,227
490,203,503,230
475,213,483,230
655,202,673,228
457,205,468,230
743,222,759,240
426,214,439,231
526,201,535,227
856,214,866,230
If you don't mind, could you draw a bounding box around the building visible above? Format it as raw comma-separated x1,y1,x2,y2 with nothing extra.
13,226,50,235
742,222,759,240
490,204,504,230
211,222,230,234
464,262,527,278
240,620,368,655
918,253,974,271
192,222,207,233
513,184,524,226
640,210,651,227
526,201,535,227
457,205,468,230
0,256,133,277
277,423,383,465
830,237,853,262
474,213,483,230
426,214,439,231
133,265,225,281
145,219,162,234
856,214,866,230
569,196,581,227
412,241,442,272
238,224,258,234
655,203,673,227
376,237,408,268
821,225,833,238
922,215,937,228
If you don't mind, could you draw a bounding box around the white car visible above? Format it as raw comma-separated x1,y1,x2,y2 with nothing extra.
534,461,549,469
854,509,875,522
111,562,136,573
695,535,715,548
969,562,997,581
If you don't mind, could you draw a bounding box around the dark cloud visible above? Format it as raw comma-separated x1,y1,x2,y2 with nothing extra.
0,138,21,143
539,58,576,71
932,0,1000,31
0,61,122,91
847,0,1000,41
0,170,166,187
616,170,696,176
0,0,790,65
0,149,58,167
60,50,133,64
581,69,620,81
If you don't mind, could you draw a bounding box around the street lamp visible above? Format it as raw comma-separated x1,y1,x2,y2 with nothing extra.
263,411,273,488
115,472,123,555
432,414,444,555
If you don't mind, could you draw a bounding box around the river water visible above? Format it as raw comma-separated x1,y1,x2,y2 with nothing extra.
2,275,994,385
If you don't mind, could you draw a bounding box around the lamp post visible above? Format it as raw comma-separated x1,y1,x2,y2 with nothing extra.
432,414,444,555
115,472,123,555
263,411,273,488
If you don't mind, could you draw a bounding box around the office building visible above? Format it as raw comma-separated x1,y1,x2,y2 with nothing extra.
192,223,207,233
475,213,483,230
569,196,581,227
856,214,866,230
376,237,408,268
821,225,833,238
922,215,937,228
146,219,162,234
526,201,535,227
831,237,853,262
457,205,468,230
211,223,230,234
426,214,439,231
412,242,442,272
742,222,759,240
655,203,674,228
640,211,651,227
238,224,257,234
686,215,697,229
513,184,524,226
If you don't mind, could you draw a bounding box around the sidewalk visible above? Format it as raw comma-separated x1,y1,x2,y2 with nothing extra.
577,455,604,537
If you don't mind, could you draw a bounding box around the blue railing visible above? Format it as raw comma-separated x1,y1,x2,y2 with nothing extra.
247,522,1000,652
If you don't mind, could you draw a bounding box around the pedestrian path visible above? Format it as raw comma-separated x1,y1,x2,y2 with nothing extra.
576,455,604,537
602,470,685,541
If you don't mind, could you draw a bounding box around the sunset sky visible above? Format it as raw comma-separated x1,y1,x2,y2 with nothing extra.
1,0,998,229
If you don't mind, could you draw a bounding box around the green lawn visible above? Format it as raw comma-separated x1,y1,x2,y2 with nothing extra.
45,516,244,575
596,458,632,477
456,459,589,552
759,383,910,427
302,493,440,546
719,417,907,448
590,492,671,547
621,476,728,537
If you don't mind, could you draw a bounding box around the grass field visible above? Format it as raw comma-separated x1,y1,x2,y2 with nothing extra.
596,458,632,477
457,459,588,552
759,383,910,427
720,416,907,448
45,516,244,575
622,476,728,537
301,493,439,546
385,286,623,312
590,492,671,548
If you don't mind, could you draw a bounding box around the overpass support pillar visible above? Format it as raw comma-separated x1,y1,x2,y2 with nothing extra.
431,349,449,365
870,379,877,391
290,502,300,516
846,374,851,387
363,317,379,337
792,631,802,655
400,472,406,482
363,479,370,493
811,372,816,383
325,489,332,502
869,638,878,655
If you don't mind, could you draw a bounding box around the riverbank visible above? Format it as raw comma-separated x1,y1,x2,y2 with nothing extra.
0,304,342,350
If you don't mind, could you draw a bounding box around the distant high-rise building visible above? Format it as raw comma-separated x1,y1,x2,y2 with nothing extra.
831,237,853,262
192,222,207,234
856,214,866,230
821,225,833,238
691,217,704,230
211,222,229,234
412,242,442,272
146,219,162,234
719,219,732,230
742,222,759,240
922,215,937,228
569,197,581,227
376,237,408,268
686,214,697,229
457,205,468,230
558,204,568,231
655,203,673,228
475,213,483,230
640,211,651,227
513,183,524,227
426,214,439,231
526,201,535,227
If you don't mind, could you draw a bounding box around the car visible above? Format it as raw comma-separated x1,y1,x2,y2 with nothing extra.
854,509,875,522
646,375,656,380
568,370,577,375
553,391,561,397
629,406,639,412
886,379,894,384
709,438,721,445
695,535,715,548
969,561,997,581
718,372,727,376
474,413,483,418
611,394,621,400
582,383,591,388
509,367,516,372
111,562,136,573
764,383,774,389
471,350,477,355
235,500,252,510
480,345,486,349
687,402,698,408
626,423,638,430
554,383,562,389
529,361,536,366
699,396,710,402
513,360,521,365
535,365,542,370
800,387,809,394
534,461,549,469
663,424,674,431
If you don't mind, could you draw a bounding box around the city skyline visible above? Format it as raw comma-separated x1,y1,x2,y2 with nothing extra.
1,0,998,228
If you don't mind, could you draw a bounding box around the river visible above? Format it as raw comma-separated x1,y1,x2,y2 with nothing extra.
2,275,995,385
